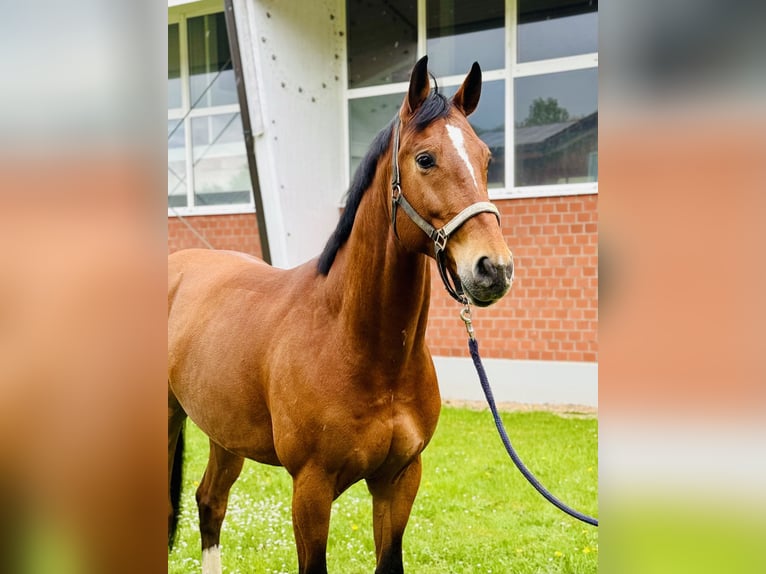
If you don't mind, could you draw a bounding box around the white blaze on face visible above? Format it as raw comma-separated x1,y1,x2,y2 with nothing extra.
445,123,478,189
202,545,222,574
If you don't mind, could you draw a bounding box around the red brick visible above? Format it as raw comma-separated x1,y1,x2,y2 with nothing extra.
168,214,262,257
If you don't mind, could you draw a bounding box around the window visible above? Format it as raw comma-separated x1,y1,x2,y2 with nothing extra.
517,0,597,62
168,3,253,215
426,0,505,78
344,0,598,199
513,0,598,195
347,0,417,89
348,92,405,178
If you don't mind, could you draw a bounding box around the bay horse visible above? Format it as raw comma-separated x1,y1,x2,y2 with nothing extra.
168,55,514,574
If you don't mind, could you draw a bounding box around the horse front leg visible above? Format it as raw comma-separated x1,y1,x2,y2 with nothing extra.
366,456,422,574
291,466,335,574
196,440,245,574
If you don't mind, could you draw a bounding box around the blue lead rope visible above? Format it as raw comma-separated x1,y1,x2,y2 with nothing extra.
467,336,599,527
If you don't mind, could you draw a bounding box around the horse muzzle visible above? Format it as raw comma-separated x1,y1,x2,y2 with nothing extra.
459,254,514,307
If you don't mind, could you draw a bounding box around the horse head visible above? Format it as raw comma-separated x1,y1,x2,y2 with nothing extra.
392,56,514,307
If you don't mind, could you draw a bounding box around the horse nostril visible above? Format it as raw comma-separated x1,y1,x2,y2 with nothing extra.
475,256,497,283
475,257,513,289
476,256,511,289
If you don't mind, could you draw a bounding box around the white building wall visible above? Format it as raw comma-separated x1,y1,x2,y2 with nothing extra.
435,356,598,407
233,0,345,268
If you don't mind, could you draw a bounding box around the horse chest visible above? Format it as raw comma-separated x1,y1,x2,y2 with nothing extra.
388,411,428,461
353,406,433,480
358,379,440,476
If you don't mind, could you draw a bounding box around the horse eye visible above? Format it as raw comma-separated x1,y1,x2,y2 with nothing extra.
415,153,435,169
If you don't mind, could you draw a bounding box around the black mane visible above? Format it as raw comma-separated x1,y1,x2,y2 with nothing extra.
317,89,450,275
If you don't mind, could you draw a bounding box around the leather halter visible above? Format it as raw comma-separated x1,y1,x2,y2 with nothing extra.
390,118,501,304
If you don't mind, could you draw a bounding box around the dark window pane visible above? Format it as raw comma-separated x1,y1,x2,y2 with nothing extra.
348,92,403,178
168,23,181,109
347,0,417,88
514,69,597,186
443,79,505,188
188,13,237,107
191,113,252,206
427,0,504,77
518,0,598,62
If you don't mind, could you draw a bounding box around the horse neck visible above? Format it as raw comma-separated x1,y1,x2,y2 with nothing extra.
326,162,431,353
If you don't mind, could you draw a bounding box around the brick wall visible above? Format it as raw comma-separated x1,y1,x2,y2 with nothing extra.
168,213,262,257
426,195,598,363
167,195,597,363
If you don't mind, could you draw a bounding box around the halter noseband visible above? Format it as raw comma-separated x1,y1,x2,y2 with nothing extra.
390,118,501,304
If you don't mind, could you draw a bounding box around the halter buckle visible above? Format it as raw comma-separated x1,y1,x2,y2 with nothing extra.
433,229,448,252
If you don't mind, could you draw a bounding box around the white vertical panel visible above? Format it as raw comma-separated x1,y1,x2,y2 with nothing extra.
338,0,350,192
231,0,264,135
235,0,346,268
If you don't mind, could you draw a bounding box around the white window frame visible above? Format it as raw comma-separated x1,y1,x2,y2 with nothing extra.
342,0,598,201
168,0,255,217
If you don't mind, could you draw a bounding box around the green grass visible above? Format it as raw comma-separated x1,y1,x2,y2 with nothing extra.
601,498,766,574
169,406,598,573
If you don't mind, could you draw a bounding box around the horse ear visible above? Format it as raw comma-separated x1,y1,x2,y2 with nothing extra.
405,55,430,116
452,61,482,116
